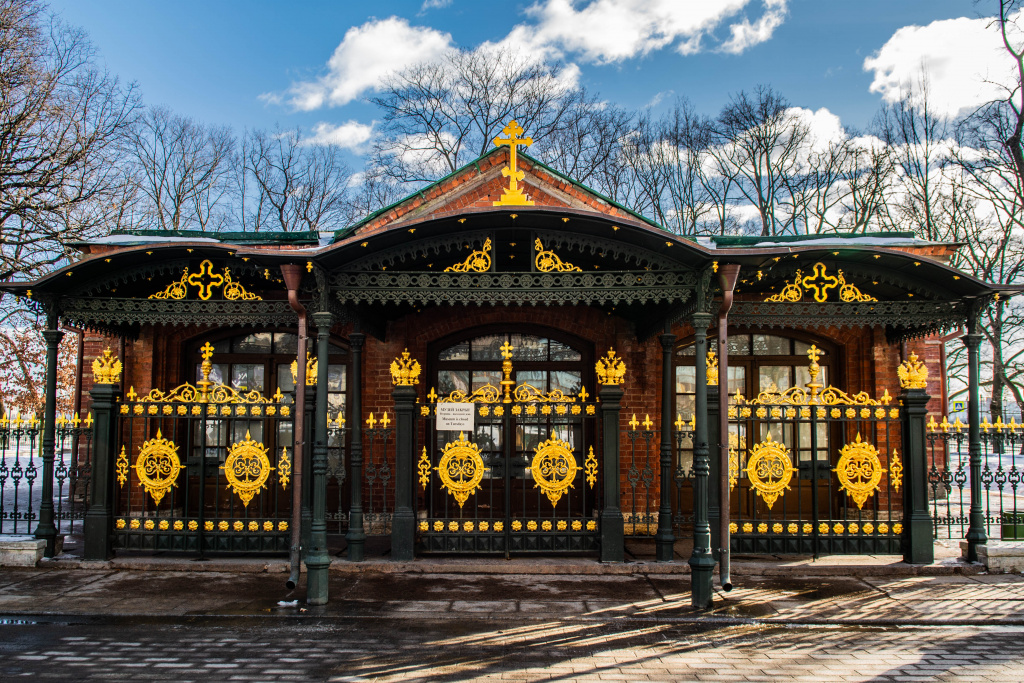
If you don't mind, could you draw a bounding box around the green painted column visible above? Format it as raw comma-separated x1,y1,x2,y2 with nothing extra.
306,311,333,605
84,380,120,561
707,382,721,561
33,309,63,557
964,328,987,561
688,312,715,607
655,329,676,561
901,385,934,565
599,383,624,563
345,331,366,561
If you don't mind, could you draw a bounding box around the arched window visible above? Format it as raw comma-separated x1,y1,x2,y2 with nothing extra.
187,330,349,462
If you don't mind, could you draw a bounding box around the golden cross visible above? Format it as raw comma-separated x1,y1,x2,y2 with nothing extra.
187,260,225,300
200,342,215,361
800,262,839,302
806,344,821,365
629,414,639,430
642,414,654,430
492,120,535,207
499,340,514,359
366,412,376,429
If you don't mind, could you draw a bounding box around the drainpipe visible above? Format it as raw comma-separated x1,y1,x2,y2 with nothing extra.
281,264,307,590
716,264,741,592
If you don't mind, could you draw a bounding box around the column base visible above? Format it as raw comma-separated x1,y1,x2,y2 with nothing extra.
600,510,624,563
346,515,366,562
688,552,716,608
903,514,935,565
391,511,416,562
654,518,675,562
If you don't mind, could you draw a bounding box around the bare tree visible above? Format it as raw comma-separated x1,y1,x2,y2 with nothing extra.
837,136,896,233
0,0,139,282
712,86,811,236
239,128,353,233
130,106,235,232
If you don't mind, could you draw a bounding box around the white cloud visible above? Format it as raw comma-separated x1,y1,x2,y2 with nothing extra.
282,17,453,110
719,0,787,55
420,0,452,10
522,0,782,64
305,120,375,152
864,11,1022,118
788,106,845,155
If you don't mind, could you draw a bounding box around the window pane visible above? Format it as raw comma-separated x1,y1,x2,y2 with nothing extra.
794,340,823,357
199,363,229,387
726,335,751,355
727,366,745,396
549,339,582,361
277,365,295,403
273,333,298,355
438,342,469,361
231,364,264,393
550,371,581,396
511,335,547,361
472,370,502,391
753,334,790,355
209,339,230,353
327,365,346,392
438,370,469,396
675,394,695,421
759,365,791,392
328,393,345,416
470,335,505,361
676,366,696,393
516,370,546,388
232,421,263,444
234,332,272,353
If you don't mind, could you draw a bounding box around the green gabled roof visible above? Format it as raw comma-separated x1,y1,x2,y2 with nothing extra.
109,229,319,245
710,231,921,247
333,147,665,242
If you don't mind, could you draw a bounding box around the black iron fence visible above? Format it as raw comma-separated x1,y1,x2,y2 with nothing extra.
928,413,1024,541
0,412,92,538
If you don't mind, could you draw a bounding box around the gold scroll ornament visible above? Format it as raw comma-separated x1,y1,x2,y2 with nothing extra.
445,238,492,273
435,432,485,508
534,239,580,272
133,430,183,506
833,433,883,509
531,435,580,506
765,262,876,303
149,259,261,301
745,433,797,510
584,446,598,488
221,430,274,507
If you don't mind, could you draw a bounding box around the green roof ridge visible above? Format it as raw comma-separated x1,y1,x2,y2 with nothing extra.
711,231,919,247
110,229,319,243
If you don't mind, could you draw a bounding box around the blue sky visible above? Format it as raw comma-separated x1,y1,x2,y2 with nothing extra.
49,1,1009,159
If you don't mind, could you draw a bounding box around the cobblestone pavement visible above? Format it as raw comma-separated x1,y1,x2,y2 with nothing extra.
0,617,1021,682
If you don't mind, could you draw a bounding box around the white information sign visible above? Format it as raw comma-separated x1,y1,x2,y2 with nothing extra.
436,403,475,431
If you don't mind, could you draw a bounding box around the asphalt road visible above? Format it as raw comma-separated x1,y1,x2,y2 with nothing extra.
0,616,1021,682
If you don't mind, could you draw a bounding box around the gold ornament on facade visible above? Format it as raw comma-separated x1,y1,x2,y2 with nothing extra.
492,120,535,207
290,353,317,386
278,448,291,489
445,238,492,272
530,435,580,507
706,349,719,386
115,446,129,488
745,433,797,510
435,432,485,508
390,349,421,386
133,430,183,506
534,239,581,272
728,432,740,490
221,430,274,507
130,342,280,406
595,348,626,386
889,448,903,492
418,447,431,490
833,433,883,509
439,384,501,404
149,259,261,301
764,262,876,303
92,347,122,384
584,446,598,488
897,352,929,389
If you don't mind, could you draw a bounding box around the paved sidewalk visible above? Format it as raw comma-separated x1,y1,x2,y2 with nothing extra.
1,563,1022,625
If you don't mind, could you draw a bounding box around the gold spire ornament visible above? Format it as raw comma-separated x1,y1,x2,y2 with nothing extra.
897,352,929,389
595,348,626,386
492,120,535,206
92,348,122,385
390,350,421,386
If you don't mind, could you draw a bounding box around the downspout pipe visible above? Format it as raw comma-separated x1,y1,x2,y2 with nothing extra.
281,264,307,591
716,264,741,592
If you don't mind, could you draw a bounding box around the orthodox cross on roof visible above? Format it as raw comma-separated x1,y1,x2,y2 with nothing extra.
492,119,534,207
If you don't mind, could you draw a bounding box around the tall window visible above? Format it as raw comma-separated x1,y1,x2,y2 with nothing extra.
190,331,348,461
